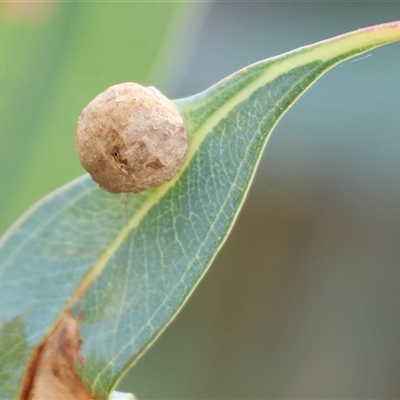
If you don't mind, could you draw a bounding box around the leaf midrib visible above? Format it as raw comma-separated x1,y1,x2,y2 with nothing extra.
65,22,400,317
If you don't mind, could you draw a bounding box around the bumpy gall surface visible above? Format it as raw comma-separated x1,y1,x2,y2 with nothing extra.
76,82,188,193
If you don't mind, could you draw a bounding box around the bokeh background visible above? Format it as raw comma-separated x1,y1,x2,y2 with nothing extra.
1,1,400,399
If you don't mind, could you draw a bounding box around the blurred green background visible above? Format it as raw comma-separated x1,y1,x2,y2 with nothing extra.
1,1,400,399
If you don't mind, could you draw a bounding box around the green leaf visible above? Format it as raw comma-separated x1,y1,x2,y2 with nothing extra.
0,1,204,236
0,22,399,399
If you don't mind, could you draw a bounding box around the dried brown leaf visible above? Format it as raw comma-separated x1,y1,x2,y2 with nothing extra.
21,312,94,400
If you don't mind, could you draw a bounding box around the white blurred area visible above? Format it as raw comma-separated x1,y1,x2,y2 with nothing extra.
111,391,136,400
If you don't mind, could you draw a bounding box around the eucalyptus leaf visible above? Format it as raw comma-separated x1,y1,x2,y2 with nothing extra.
0,22,399,399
